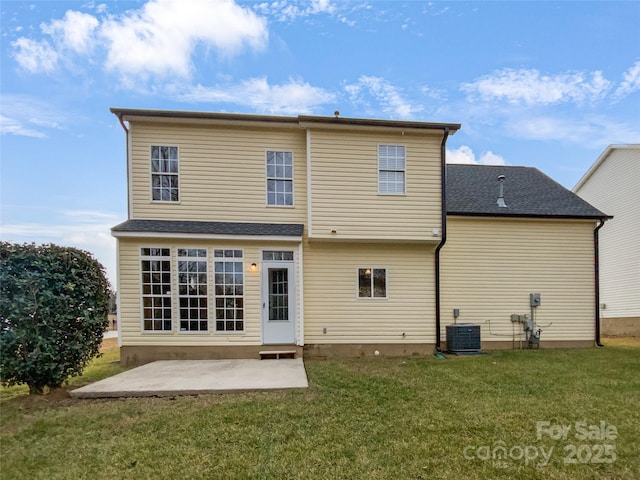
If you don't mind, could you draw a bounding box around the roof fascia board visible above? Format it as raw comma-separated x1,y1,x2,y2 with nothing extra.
111,230,302,242
447,212,612,220
117,114,299,130
308,235,441,244
110,108,461,133
299,115,460,133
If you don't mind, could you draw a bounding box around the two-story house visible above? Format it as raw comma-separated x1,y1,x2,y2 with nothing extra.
574,145,640,336
110,109,608,365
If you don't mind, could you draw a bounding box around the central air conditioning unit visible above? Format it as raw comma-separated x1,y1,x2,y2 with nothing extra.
446,323,481,354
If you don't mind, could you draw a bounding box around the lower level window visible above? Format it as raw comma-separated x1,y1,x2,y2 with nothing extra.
358,267,387,298
178,249,208,332
141,248,172,331
214,249,244,332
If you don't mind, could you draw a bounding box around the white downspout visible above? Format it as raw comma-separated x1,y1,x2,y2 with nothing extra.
306,128,313,238
298,242,304,347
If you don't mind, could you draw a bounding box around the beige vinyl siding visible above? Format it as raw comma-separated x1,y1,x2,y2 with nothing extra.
441,217,596,342
574,147,640,319
118,238,301,347
309,129,442,240
129,122,307,224
303,242,435,343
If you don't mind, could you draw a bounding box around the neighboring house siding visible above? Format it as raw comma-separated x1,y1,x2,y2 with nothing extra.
303,241,436,343
308,128,442,240
441,217,596,342
129,122,307,224
117,238,301,347
574,146,640,320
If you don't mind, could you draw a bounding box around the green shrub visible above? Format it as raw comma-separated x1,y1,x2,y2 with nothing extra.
0,243,110,394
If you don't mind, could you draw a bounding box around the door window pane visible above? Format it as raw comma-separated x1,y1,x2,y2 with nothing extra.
269,268,289,320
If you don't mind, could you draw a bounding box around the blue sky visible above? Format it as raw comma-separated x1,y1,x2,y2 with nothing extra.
1,0,639,287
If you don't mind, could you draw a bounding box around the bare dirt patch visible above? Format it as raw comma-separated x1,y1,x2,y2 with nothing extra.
100,337,118,352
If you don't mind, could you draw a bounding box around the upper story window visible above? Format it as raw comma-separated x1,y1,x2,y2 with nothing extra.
266,151,293,206
378,145,405,195
151,146,179,202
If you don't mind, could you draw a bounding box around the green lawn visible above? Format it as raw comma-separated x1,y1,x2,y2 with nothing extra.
1,338,639,479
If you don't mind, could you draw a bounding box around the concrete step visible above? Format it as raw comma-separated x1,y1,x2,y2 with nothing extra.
259,350,297,360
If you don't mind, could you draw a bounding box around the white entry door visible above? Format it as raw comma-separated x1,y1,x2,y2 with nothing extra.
262,262,296,344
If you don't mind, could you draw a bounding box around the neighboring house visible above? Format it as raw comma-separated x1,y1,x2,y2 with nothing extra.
442,165,608,348
110,109,608,365
574,145,640,336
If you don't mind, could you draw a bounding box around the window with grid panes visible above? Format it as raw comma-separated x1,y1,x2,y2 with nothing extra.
378,144,405,194
266,151,293,206
214,249,244,332
358,267,387,298
262,250,294,261
151,145,179,202
178,249,208,332
141,248,172,331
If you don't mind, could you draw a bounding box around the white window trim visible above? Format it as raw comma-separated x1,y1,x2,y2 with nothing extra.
377,144,406,196
139,247,174,334
213,248,246,334
356,266,388,300
265,149,295,208
149,144,180,204
177,248,210,334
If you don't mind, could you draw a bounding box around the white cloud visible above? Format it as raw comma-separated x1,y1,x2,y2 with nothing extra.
10,0,268,84
11,37,58,73
41,10,99,54
0,95,67,138
614,60,640,98
180,77,335,114
447,145,507,165
421,85,447,101
345,75,423,119
479,151,508,166
505,114,640,148
461,68,612,105
254,0,336,22
0,115,46,138
100,0,268,81
310,0,336,14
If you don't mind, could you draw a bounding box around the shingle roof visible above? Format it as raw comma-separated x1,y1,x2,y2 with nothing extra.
446,164,608,218
112,219,304,237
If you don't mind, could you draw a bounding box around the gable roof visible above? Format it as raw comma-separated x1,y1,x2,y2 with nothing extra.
573,144,640,192
112,219,304,238
446,164,608,219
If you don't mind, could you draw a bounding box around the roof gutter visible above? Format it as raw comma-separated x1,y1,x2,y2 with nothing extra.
594,218,607,347
434,127,451,353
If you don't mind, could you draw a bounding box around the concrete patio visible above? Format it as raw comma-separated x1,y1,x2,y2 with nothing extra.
70,358,308,398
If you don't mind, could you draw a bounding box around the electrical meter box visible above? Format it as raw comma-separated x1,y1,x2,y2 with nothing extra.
530,293,541,307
